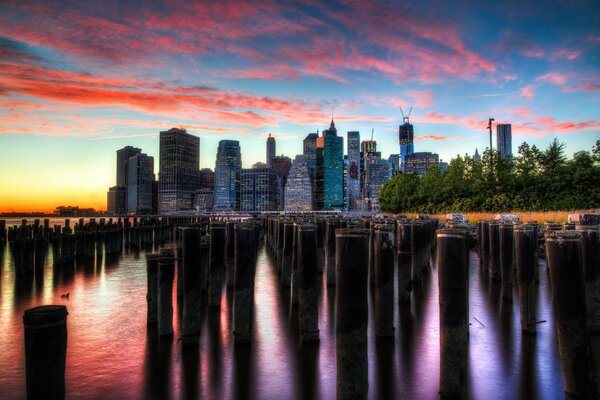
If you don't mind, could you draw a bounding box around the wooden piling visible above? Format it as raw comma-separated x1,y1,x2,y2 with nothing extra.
157,248,175,337
374,225,395,337
233,223,257,344
514,225,538,334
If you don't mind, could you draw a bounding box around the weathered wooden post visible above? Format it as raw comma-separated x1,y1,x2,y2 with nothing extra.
182,227,202,347
297,223,319,342
336,228,369,399
176,244,183,299
374,225,395,337
514,225,537,334
23,305,68,400
489,222,501,281
281,222,294,287
226,221,236,289
579,228,600,333
499,223,514,301
397,221,412,304
438,228,469,400
233,223,256,344
411,220,426,285
146,253,160,327
326,219,339,286
291,223,300,306
480,221,490,271
546,231,597,399
158,248,175,337
208,223,226,308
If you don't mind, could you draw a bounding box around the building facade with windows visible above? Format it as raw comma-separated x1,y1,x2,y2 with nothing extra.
214,140,241,211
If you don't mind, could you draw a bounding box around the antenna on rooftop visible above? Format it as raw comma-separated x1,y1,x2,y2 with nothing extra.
399,105,413,123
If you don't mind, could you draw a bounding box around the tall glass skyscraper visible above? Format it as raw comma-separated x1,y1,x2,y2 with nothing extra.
285,155,313,211
496,124,512,158
266,133,276,167
322,120,344,210
127,153,154,214
399,120,414,172
214,140,241,211
303,133,318,170
158,128,199,213
240,167,278,212
346,131,361,211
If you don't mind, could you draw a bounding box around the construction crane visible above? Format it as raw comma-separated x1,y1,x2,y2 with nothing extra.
486,118,495,151
399,105,413,124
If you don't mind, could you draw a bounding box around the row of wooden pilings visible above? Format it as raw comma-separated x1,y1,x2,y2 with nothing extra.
478,219,600,399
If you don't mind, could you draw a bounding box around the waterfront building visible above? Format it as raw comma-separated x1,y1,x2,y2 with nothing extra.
112,146,141,212
366,159,389,209
346,131,361,211
405,152,440,175
388,154,400,178
214,140,241,211
303,133,318,170
199,168,214,190
127,153,154,214
158,128,200,212
266,134,276,167
399,119,415,172
271,155,292,210
321,120,344,210
240,167,278,212
497,124,512,157
107,186,126,215
284,155,314,211
194,188,214,212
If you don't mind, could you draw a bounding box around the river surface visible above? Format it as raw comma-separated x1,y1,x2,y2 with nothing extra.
0,224,585,399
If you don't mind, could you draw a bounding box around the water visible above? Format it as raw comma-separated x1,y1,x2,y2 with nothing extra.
0,238,577,399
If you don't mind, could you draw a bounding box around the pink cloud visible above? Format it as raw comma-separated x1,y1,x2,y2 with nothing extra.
521,85,535,98
537,72,567,85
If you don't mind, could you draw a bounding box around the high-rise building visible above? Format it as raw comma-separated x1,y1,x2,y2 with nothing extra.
366,159,389,200
285,155,314,211
194,188,214,212
116,146,141,187
399,119,415,172
303,133,318,171
127,153,155,214
405,152,440,175
199,168,214,189
107,186,127,215
361,140,377,155
388,154,400,178
271,155,292,210
240,167,278,212
496,124,512,157
266,134,276,167
346,131,361,211
214,140,241,211
321,120,344,210
473,148,481,162
158,128,200,213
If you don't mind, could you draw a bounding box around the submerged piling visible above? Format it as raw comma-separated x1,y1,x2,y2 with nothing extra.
226,221,236,289
146,253,160,327
23,305,68,400
489,222,501,281
158,248,175,337
499,223,514,301
514,225,537,334
233,223,256,344
580,228,600,333
297,223,319,342
374,225,395,337
182,227,203,347
397,221,412,304
437,228,469,400
281,222,294,288
208,224,226,308
546,231,597,399
335,228,369,399
326,219,338,286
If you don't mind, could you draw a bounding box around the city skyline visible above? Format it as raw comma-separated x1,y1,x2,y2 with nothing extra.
0,1,599,212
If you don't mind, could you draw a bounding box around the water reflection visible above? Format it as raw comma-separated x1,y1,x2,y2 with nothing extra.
0,239,572,399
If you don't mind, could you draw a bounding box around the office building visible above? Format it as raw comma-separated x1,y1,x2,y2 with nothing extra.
107,186,127,215
346,131,361,211
194,188,214,212
240,167,278,212
112,146,141,212
399,119,415,172
158,128,200,212
214,140,241,211
497,124,512,157
303,133,318,171
366,159,389,200
285,155,314,211
127,153,155,214
388,154,400,178
266,134,276,167
321,120,344,210
199,168,214,190
271,155,292,210
405,152,440,175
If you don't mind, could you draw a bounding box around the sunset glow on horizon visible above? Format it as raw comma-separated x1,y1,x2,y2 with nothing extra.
1,0,598,212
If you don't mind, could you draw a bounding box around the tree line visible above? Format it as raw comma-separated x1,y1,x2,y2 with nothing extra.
378,139,600,213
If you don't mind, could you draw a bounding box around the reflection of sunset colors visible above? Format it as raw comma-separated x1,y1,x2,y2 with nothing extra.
1,1,599,211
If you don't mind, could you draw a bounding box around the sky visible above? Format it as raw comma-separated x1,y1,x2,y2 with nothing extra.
0,0,599,212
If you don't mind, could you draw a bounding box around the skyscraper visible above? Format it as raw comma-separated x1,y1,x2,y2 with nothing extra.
266,133,276,167
497,124,512,157
285,155,314,211
214,140,241,211
112,146,141,213
240,167,278,212
321,120,344,210
271,155,292,210
388,154,400,178
346,131,361,211
399,119,415,172
127,153,154,214
158,128,200,213
405,152,440,175
303,133,318,171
